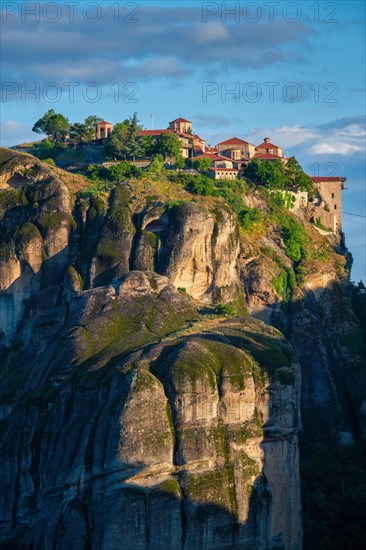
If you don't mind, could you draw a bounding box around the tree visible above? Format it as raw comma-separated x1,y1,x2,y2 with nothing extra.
32,138,56,160
193,156,213,171
264,159,286,190
69,115,102,143
109,161,142,180
123,113,145,161
85,164,111,181
41,113,69,142
284,156,314,193
32,109,55,135
32,109,69,142
104,119,130,159
245,156,313,193
184,174,215,196
156,131,183,161
147,154,165,174
105,114,145,161
142,134,156,157
175,154,185,169
244,158,263,183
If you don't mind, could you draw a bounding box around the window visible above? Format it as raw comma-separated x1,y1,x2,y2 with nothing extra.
334,205,337,210
331,193,335,199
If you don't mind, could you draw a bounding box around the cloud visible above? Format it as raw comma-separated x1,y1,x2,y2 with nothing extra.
0,120,36,146
1,3,315,86
308,142,363,155
193,114,233,128
309,116,366,156
198,22,231,43
247,124,318,148
245,116,366,157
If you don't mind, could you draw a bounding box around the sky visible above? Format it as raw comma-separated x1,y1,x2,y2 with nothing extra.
1,0,365,282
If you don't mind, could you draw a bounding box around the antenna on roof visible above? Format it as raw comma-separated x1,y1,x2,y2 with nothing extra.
150,112,154,130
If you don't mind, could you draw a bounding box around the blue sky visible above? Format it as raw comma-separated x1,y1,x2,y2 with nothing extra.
1,0,365,281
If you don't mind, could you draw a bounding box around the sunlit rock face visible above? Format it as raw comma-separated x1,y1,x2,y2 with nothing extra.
0,282,302,549
0,149,306,549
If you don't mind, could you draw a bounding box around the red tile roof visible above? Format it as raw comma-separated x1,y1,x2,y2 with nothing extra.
217,137,251,146
97,120,112,126
310,177,345,182
254,152,282,160
177,131,194,139
194,153,233,162
170,117,192,123
140,129,170,136
140,129,192,143
257,141,281,149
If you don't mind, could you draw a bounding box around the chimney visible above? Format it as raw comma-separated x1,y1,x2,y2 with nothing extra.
264,137,270,143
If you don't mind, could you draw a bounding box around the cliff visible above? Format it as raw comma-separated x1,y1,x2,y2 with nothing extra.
0,149,365,549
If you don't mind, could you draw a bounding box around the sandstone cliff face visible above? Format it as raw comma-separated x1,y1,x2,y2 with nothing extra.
0,150,307,549
155,202,242,307
238,208,366,447
0,271,301,549
0,154,72,346
0,152,244,350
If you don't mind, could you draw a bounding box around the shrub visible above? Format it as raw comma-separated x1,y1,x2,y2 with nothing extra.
185,174,216,196
44,158,56,167
85,162,142,182
109,161,142,181
239,207,264,232
295,265,307,286
214,303,236,316
272,267,296,301
193,157,213,171
244,156,314,194
32,139,59,160
277,214,308,263
313,218,332,232
85,164,111,181
147,154,165,174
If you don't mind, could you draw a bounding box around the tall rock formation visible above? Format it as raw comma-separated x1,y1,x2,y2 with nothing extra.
1,148,364,549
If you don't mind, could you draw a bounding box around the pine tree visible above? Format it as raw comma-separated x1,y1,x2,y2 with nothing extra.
32,110,70,142
123,113,145,161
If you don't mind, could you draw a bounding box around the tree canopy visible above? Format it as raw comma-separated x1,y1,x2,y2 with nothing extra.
193,156,213,171
124,113,146,160
69,116,102,143
244,156,314,193
104,120,130,159
156,131,183,160
147,154,165,174
32,110,70,142
85,161,142,181
104,114,145,160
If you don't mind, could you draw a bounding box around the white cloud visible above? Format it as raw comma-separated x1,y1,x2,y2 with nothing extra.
246,117,365,157
253,125,319,148
309,142,364,155
0,120,36,147
198,23,230,44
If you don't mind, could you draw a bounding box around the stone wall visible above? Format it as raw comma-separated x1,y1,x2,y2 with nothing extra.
313,180,343,229
218,142,256,160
